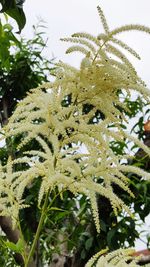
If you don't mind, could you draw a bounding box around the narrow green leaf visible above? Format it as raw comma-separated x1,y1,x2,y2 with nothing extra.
5,238,24,253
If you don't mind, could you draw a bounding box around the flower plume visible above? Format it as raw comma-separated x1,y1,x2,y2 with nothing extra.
1,6,150,231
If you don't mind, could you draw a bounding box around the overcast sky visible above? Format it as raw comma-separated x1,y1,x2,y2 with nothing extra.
21,0,150,250
23,0,150,86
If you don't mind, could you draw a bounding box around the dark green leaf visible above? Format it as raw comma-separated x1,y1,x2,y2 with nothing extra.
0,0,26,32
85,237,93,250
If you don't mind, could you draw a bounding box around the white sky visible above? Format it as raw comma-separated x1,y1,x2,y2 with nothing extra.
8,0,150,251
23,0,150,86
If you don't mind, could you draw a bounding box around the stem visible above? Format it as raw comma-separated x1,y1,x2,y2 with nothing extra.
92,38,109,63
25,191,50,267
18,221,28,263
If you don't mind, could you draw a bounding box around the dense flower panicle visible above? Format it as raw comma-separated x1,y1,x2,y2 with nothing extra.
0,157,29,228
1,6,150,231
97,6,109,34
85,248,140,267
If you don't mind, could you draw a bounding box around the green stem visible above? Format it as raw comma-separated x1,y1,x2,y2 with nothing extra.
25,191,50,267
18,221,28,262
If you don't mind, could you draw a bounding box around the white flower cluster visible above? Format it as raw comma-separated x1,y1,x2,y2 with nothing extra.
85,248,139,267
1,6,150,233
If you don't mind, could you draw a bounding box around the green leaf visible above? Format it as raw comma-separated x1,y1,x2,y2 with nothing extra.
0,0,16,11
5,238,24,253
3,23,13,31
81,249,86,259
107,228,116,247
49,207,67,211
54,211,70,221
85,237,93,250
6,8,26,33
100,220,107,232
0,0,26,32
0,36,10,64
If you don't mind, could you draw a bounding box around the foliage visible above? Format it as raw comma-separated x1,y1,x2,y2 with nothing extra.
0,20,52,121
0,1,26,69
0,19,20,69
0,5,150,267
0,0,26,32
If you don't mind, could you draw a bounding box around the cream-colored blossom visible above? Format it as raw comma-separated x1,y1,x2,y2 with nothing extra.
1,5,150,233
85,248,140,267
0,157,28,228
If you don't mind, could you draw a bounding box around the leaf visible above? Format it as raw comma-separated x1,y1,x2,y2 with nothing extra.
107,228,116,247
0,0,16,11
0,36,10,64
6,8,26,33
16,238,24,253
85,237,93,250
81,249,86,259
0,0,26,32
5,238,24,253
49,207,68,212
100,219,107,232
54,211,70,221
